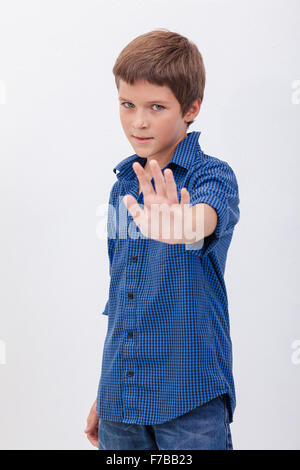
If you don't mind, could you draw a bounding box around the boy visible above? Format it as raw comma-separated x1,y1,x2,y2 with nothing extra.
85,29,240,450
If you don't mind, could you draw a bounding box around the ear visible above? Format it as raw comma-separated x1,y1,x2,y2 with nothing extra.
184,97,202,122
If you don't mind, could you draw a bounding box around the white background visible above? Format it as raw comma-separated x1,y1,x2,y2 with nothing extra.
0,0,299,450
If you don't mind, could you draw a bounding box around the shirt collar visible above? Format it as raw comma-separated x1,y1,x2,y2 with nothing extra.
113,130,201,179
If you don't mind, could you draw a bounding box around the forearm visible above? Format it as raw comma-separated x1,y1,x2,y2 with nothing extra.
177,203,217,245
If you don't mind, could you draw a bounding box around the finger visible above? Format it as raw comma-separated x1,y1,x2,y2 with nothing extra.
85,418,97,433
86,427,98,439
149,160,167,198
123,194,144,223
85,422,92,432
164,168,178,204
87,434,99,447
180,188,190,207
132,162,155,198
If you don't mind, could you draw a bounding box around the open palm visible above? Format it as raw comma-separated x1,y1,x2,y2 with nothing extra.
122,159,194,244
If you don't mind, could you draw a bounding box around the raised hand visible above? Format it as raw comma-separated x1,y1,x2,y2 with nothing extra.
122,159,200,244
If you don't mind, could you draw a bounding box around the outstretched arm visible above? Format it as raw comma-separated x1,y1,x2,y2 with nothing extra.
122,159,217,245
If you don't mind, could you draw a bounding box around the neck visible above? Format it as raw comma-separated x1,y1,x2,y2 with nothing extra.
143,132,187,173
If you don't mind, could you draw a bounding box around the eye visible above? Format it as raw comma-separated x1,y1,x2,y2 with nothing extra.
120,102,165,111
152,104,165,111
121,102,134,108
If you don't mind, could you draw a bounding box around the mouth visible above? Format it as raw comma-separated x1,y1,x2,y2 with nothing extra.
132,135,154,143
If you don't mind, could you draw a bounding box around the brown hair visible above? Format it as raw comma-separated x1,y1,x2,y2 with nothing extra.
112,29,205,129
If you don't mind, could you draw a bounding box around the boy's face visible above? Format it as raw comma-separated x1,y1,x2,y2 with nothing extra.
118,79,200,163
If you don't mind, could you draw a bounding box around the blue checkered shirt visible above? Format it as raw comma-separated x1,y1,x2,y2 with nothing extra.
96,131,240,425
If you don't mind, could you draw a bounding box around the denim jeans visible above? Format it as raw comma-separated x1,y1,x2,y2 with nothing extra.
98,394,233,450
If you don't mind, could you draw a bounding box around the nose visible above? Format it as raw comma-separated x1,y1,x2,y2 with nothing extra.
132,109,149,129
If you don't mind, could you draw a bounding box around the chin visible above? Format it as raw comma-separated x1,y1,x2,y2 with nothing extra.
131,146,149,157
135,151,149,158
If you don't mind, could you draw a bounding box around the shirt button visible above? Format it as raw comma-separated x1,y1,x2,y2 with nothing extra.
126,370,134,377
131,255,137,261
128,293,133,299
127,331,133,338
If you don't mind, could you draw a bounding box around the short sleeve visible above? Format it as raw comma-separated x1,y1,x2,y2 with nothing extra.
107,182,118,273
102,299,109,316
187,159,240,257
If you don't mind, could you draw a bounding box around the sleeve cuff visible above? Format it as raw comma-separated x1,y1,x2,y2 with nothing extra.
101,300,109,316
185,193,230,257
